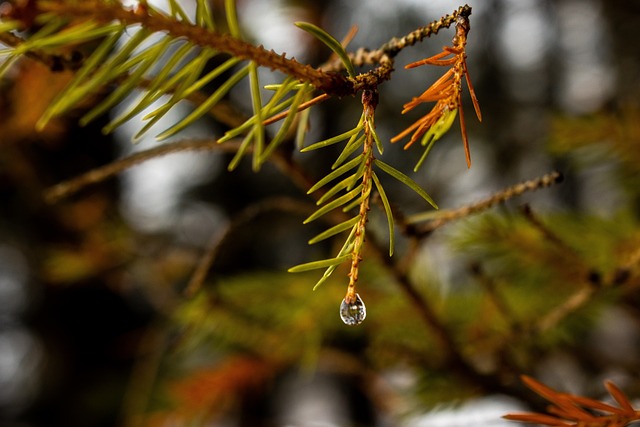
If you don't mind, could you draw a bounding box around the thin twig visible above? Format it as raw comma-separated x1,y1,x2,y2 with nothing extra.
43,139,242,203
535,285,598,334
406,171,564,235
520,204,639,333
183,197,315,297
519,202,576,256
469,262,521,332
321,4,472,73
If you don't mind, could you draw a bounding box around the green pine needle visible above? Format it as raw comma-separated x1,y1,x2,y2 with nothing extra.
315,170,364,206
372,172,395,256
308,216,360,245
248,62,265,171
367,116,384,155
301,125,363,152
375,159,438,209
225,0,242,38
303,184,363,224
196,0,216,30
307,156,363,194
287,254,352,273
261,83,313,162
294,22,356,78
155,64,250,141
228,128,256,171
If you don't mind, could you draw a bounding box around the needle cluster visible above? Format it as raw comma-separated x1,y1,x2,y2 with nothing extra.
392,13,481,170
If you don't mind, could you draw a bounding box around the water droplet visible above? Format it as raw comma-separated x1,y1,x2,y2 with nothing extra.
340,293,366,325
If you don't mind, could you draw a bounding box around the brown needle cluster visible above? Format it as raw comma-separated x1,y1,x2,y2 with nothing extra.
391,13,481,169
504,376,640,427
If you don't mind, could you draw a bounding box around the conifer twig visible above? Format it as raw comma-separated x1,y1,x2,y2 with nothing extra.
43,139,242,203
519,203,576,256
535,285,598,334
518,204,597,333
322,5,472,92
28,2,471,96
36,0,353,95
406,171,564,235
321,4,472,73
469,263,521,331
42,135,320,207
521,204,640,334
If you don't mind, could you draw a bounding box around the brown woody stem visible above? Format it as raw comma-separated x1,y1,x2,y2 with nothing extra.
37,0,352,95
345,90,378,303
33,1,471,97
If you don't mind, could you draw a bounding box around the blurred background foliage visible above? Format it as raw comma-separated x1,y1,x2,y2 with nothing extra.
1,0,640,426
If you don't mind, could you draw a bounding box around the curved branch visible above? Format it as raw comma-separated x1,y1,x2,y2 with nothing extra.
183,197,315,297
43,139,242,203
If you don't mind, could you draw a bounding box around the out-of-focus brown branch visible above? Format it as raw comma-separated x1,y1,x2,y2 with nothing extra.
365,230,518,397
405,171,563,235
183,197,315,297
519,204,599,334
469,262,521,332
43,139,241,203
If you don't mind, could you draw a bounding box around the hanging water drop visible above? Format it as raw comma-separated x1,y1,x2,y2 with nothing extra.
340,293,366,325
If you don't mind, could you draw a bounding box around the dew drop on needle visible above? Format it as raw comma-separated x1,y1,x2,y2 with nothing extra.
340,293,366,325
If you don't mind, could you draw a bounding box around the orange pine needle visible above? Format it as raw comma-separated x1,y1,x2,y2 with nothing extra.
503,413,572,426
340,24,359,50
407,53,458,68
391,13,481,169
463,59,482,121
605,381,636,414
402,69,455,111
504,376,640,427
458,98,471,168
405,50,451,68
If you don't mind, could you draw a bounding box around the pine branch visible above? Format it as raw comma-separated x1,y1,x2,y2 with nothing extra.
41,133,319,207
391,8,481,169
36,0,353,96
343,90,378,307
42,138,242,203
321,4,472,73
405,171,564,235
21,1,471,97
